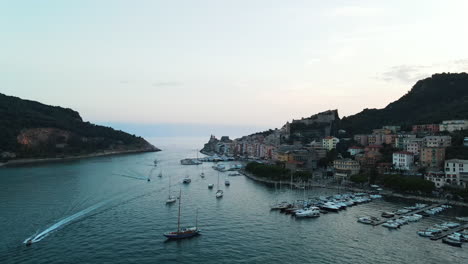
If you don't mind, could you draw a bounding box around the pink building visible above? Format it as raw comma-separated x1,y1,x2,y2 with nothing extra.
412,124,440,134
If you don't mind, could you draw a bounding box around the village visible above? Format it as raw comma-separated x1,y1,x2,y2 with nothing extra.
200,110,468,194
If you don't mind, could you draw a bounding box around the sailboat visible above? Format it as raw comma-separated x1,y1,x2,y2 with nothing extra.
166,175,176,204
163,190,200,239
216,172,223,198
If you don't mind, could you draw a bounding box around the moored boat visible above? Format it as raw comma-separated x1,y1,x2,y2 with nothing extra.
163,190,200,239
442,237,462,247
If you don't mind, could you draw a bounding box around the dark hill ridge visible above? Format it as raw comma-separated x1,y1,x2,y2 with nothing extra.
0,93,159,162
340,73,468,134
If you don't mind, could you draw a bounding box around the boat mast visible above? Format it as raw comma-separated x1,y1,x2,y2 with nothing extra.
168,175,171,197
195,208,198,229
177,189,182,233
217,171,220,190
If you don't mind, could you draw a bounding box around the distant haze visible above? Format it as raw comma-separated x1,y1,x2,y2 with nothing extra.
2,1,468,131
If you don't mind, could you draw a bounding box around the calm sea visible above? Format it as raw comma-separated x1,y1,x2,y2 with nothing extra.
0,137,467,263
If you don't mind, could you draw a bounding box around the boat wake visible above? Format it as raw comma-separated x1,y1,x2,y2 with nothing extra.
113,173,148,181
23,200,107,245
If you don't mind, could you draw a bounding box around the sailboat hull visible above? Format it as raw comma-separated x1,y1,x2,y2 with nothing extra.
163,229,200,239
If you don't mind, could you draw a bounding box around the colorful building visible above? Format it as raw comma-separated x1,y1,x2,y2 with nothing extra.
322,136,339,150
348,146,364,156
412,124,440,134
444,159,468,188
420,147,446,169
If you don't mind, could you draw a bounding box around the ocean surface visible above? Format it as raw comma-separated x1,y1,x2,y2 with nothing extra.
1,137,467,264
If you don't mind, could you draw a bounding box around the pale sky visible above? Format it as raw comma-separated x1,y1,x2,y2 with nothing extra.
2,0,468,131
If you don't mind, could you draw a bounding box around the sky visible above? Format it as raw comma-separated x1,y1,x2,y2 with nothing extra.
1,0,468,136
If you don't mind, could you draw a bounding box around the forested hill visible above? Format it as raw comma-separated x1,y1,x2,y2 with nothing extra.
0,93,158,161
340,73,468,134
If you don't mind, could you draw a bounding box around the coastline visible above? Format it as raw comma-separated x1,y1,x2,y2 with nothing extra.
0,147,160,168
239,170,468,208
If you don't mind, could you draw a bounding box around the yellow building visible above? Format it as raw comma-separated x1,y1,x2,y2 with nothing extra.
322,136,340,150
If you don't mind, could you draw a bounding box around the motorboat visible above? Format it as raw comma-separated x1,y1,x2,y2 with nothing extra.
208,184,214,189
216,190,223,198
441,222,460,229
418,231,435,237
295,208,320,218
381,212,395,218
382,221,400,229
442,237,462,247
321,202,340,212
357,217,374,225
183,177,191,184
225,179,230,186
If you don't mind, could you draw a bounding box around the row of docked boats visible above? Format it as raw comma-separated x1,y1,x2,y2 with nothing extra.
271,192,380,217
418,222,462,238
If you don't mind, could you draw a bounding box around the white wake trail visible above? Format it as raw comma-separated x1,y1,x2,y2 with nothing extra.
24,200,107,244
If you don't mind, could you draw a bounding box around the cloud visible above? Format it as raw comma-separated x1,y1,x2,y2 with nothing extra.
151,81,183,87
329,6,383,17
379,59,468,84
380,65,429,83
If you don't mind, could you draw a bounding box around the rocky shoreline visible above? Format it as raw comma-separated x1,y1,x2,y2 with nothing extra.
0,147,160,167
239,170,468,208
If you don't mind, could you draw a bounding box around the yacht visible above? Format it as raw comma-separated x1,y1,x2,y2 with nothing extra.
295,207,320,218
163,191,200,239
321,202,340,212
183,176,191,184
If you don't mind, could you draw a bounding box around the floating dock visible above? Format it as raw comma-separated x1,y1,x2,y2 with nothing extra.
372,203,444,226
430,223,468,240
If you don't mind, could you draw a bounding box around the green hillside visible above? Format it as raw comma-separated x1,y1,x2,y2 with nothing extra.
340,73,468,134
0,93,158,160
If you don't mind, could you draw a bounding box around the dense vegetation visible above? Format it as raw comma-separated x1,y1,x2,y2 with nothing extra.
0,93,156,160
340,73,468,134
381,175,435,194
245,162,312,181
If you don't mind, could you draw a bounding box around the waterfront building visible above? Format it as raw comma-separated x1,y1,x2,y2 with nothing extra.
423,135,452,148
347,146,364,156
322,136,339,150
420,147,446,169
439,120,468,132
425,171,447,188
333,159,360,176
372,128,392,135
392,151,414,171
412,124,440,134
444,159,468,188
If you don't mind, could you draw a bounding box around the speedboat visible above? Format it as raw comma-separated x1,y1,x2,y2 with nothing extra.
357,217,374,225
442,237,462,247
216,190,223,198
183,177,191,184
208,184,214,189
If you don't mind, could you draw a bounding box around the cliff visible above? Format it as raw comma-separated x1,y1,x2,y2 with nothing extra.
0,93,159,162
